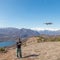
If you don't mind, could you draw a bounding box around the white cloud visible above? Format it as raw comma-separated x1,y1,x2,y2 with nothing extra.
31,27,60,31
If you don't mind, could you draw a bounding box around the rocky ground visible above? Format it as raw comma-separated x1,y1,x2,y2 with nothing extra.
0,37,60,60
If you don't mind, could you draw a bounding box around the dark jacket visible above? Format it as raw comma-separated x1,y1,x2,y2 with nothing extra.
16,41,22,49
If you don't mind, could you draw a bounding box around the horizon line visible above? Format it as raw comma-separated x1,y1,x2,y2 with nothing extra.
0,27,60,31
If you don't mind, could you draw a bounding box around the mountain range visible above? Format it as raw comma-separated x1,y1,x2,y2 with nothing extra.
0,28,60,42
0,28,39,42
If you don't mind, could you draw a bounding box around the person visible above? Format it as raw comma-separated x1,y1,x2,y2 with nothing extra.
16,38,22,58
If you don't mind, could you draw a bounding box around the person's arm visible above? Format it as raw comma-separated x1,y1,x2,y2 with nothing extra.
19,41,22,44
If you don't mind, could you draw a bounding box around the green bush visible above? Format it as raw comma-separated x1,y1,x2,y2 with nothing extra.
0,47,6,53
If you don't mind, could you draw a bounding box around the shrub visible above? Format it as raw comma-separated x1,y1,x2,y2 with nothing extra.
0,47,7,53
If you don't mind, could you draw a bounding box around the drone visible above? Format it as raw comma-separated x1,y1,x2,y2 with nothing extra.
44,22,53,25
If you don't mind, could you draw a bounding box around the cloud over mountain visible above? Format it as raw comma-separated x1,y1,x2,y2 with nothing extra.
31,27,60,31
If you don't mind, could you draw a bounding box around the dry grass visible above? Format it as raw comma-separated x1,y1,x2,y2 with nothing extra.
0,37,60,60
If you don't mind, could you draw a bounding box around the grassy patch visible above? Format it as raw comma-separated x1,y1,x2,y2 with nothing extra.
37,36,60,43
0,47,7,53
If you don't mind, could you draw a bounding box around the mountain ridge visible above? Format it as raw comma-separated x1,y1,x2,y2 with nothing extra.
0,28,40,42
0,28,60,42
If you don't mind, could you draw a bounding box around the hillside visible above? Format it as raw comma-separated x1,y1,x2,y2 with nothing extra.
0,37,60,60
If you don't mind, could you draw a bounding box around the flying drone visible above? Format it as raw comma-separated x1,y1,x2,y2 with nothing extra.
44,22,53,25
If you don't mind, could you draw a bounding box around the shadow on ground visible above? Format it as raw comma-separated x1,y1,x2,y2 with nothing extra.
23,54,39,58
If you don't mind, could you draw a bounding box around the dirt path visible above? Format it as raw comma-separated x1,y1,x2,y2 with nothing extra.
0,42,60,60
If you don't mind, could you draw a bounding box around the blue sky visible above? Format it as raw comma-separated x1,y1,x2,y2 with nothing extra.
0,0,60,30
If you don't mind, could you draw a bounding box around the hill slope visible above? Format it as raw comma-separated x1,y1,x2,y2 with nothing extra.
0,37,60,60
